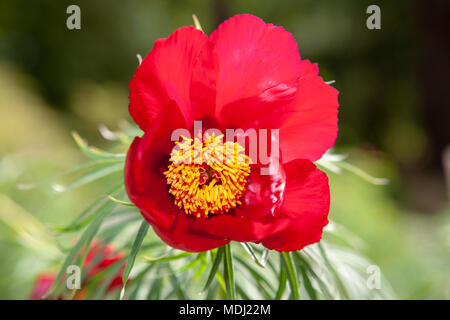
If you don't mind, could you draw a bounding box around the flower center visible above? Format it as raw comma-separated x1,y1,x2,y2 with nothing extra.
164,133,252,218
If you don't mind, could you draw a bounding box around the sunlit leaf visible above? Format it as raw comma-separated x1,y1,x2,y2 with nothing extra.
235,256,273,299
107,195,135,207
52,163,123,193
121,219,149,299
240,243,266,268
72,131,126,160
17,159,122,191
202,248,223,293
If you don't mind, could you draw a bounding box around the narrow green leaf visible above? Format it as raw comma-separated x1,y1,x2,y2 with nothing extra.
143,251,192,263
53,184,123,232
261,248,269,266
192,14,203,31
235,256,273,299
54,212,97,233
298,262,317,300
223,244,236,300
52,163,123,193
167,265,187,299
240,243,265,268
45,199,116,298
333,161,389,185
81,247,107,281
177,252,203,274
294,252,334,299
236,284,251,300
214,272,227,297
125,264,155,300
17,159,122,191
107,195,135,207
201,248,224,293
90,258,126,300
98,124,133,145
206,282,219,300
275,254,287,300
147,265,164,300
127,281,143,300
121,220,149,299
280,252,300,300
137,241,165,251
72,131,126,160
318,243,350,299
192,252,207,279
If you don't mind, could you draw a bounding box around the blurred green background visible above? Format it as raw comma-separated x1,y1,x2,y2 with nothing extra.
0,0,449,299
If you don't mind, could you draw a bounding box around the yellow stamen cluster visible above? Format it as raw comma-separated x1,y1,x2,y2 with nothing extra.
164,133,251,218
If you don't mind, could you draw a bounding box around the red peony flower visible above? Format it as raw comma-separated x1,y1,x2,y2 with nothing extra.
125,14,338,252
29,240,125,299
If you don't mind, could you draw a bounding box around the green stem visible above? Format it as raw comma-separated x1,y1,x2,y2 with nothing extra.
223,244,236,300
280,252,300,300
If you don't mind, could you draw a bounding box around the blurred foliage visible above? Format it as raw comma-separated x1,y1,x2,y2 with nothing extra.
0,0,449,299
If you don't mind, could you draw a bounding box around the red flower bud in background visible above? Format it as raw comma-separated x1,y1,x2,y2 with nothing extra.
29,240,125,300
29,272,56,300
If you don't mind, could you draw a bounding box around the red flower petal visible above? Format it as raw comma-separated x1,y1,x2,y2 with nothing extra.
125,100,186,231
151,213,229,252
129,26,215,131
188,205,291,243
260,159,330,252
125,15,336,253
211,14,301,128
279,60,339,162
